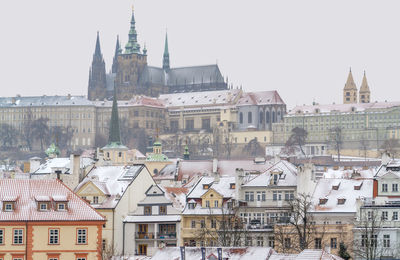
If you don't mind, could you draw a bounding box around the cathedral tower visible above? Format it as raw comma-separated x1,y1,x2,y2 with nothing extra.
359,71,371,103
112,35,122,74
88,32,107,101
343,68,358,104
162,32,170,71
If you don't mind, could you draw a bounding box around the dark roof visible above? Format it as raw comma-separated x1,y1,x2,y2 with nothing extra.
139,64,224,86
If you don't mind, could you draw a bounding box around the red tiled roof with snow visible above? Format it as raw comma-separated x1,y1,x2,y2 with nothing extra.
237,91,285,106
0,179,104,222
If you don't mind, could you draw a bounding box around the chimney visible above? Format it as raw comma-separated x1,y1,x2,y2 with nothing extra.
70,153,82,181
212,158,218,175
235,168,245,201
381,151,391,165
29,157,41,173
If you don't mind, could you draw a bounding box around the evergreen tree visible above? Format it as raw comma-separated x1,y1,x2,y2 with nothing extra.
338,242,351,260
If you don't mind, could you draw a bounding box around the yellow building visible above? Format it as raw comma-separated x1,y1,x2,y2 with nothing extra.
0,179,105,260
145,141,172,175
181,176,236,246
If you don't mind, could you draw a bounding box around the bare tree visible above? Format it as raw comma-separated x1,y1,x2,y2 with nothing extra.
223,129,235,159
285,127,308,156
381,138,400,159
360,137,369,164
95,132,108,148
32,117,50,150
274,193,325,253
244,138,264,157
49,126,73,149
21,108,34,151
0,123,19,148
330,127,343,162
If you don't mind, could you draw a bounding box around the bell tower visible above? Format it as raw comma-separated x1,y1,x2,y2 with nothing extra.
359,71,371,103
343,68,358,104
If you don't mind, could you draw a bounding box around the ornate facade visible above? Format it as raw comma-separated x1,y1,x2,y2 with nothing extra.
88,9,227,101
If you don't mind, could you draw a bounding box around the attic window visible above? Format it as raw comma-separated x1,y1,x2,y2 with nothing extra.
3,202,14,212
315,108,320,113
230,183,236,189
39,203,49,211
188,202,196,209
337,198,346,205
203,184,210,189
57,203,66,211
319,198,328,205
332,183,340,190
354,182,363,190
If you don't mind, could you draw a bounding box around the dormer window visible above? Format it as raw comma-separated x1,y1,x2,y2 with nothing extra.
332,183,340,190
230,183,236,189
319,198,328,205
39,203,48,211
57,203,66,211
337,198,346,205
203,184,210,189
354,182,363,190
4,202,13,212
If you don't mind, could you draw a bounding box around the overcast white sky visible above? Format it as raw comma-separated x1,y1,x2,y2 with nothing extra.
1,0,400,109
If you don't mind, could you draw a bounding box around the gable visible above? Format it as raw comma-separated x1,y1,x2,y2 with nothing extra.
200,188,223,200
76,181,105,196
378,171,400,180
146,185,164,196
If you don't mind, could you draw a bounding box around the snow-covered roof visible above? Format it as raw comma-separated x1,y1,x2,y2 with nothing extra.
0,179,104,222
33,157,94,174
243,160,297,187
311,178,373,213
322,168,375,179
0,95,93,108
237,91,285,106
93,96,165,109
148,246,274,260
187,176,236,199
287,101,400,116
159,89,241,108
75,165,145,209
124,215,181,223
163,187,188,210
293,249,344,260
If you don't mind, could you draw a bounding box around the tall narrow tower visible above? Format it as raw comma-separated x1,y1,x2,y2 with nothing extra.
359,71,371,103
124,7,141,54
88,32,107,101
162,32,170,71
343,68,358,104
112,35,122,74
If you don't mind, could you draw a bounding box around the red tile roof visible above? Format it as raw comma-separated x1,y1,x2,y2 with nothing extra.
0,179,104,222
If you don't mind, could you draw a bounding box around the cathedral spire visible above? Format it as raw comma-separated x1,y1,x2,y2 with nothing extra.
343,68,358,104
125,7,141,54
112,35,122,73
108,87,122,145
359,70,371,103
94,31,102,57
163,32,170,71
344,68,357,90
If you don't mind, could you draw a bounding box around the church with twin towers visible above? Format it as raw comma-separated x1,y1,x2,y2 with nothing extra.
88,8,227,101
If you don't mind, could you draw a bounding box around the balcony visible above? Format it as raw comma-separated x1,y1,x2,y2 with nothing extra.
136,232,155,239
135,232,177,240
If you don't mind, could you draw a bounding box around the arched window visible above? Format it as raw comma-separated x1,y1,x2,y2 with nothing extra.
259,112,263,123
266,112,270,123
239,112,243,124
248,112,252,124
272,111,276,123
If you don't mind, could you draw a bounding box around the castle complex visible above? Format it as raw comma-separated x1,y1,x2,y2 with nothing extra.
88,8,227,101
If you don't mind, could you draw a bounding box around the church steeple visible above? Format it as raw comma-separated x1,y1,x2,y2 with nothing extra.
343,68,358,104
359,70,371,103
88,32,107,101
125,7,141,54
112,35,122,73
163,32,170,71
108,88,122,145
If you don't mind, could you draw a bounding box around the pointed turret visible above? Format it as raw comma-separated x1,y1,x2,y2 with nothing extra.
124,7,141,54
359,71,371,103
343,68,358,104
163,32,170,71
108,88,122,145
112,35,122,73
88,32,107,101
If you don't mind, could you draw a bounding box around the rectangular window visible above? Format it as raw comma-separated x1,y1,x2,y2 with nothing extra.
144,206,152,216
262,192,266,201
191,220,196,228
159,205,167,215
200,220,205,228
257,192,261,201
201,118,210,130
284,238,291,249
185,119,194,131
211,219,217,228
315,238,322,249
77,229,87,244
393,211,398,220
257,236,263,246
382,183,388,192
393,183,398,192
0,229,3,244
214,200,218,208
13,229,23,244
249,192,254,201
205,201,210,208
331,238,337,249
49,229,59,244
57,203,66,211
368,211,373,220
383,234,390,247
245,192,250,202
4,203,13,211
93,196,98,204
382,211,388,221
